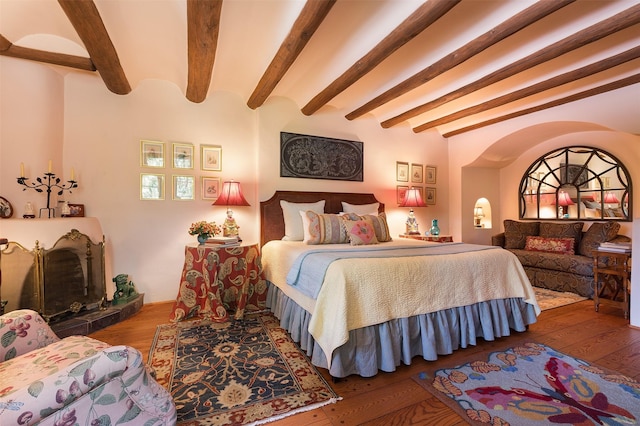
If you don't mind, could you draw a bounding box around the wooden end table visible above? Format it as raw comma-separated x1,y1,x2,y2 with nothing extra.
592,249,631,319
399,234,453,243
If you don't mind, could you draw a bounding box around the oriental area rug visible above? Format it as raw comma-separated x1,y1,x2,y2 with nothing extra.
149,313,339,425
533,287,587,311
413,342,640,425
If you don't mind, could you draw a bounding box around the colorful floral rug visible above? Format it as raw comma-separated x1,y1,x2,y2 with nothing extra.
413,342,640,425
534,287,587,311
149,313,339,425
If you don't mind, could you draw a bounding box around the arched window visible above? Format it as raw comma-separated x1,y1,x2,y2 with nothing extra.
519,146,631,221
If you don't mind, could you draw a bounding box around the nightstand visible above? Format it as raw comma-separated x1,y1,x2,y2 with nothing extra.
592,249,631,319
399,234,453,243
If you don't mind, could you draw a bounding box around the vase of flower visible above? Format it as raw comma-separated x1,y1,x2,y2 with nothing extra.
189,220,221,245
197,234,209,244
429,219,440,236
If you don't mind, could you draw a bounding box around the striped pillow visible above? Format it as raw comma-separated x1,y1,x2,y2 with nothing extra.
300,211,350,244
343,212,392,242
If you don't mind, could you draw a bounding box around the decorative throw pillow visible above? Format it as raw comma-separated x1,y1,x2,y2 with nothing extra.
578,221,621,257
525,236,575,255
503,220,540,249
300,211,350,244
358,213,392,242
341,202,380,215
280,200,325,241
343,219,379,246
539,222,583,253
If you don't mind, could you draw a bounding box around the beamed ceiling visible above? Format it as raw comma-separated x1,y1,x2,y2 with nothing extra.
1,0,639,137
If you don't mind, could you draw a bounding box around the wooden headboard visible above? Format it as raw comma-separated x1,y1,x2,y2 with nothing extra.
260,191,384,247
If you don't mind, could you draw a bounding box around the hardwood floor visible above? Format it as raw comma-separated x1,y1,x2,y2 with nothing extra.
89,300,640,425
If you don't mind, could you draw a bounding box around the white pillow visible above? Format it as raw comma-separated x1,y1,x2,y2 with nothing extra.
280,200,325,241
341,201,380,215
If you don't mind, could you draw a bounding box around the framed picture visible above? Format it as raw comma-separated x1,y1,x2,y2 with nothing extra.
201,176,221,201
0,196,13,218
172,175,195,200
140,173,165,200
396,162,409,182
140,140,165,168
425,187,436,205
397,185,409,204
425,165,437,184
172,143,194,169
67,203,85,217
411,163,423,183
201,145,222,171
560,163,588,189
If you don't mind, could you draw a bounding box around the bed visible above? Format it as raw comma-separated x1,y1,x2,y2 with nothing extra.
260,191,539,378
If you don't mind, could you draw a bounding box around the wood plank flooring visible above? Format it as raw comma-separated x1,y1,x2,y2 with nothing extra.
89,300,640,425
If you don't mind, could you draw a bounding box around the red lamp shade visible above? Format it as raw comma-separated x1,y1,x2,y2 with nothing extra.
557,191,574,206
603,192,619,204
400,188,426,208
212,181,250,207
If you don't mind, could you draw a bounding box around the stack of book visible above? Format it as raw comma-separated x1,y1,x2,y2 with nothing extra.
205,235,240,247
597,241,632,253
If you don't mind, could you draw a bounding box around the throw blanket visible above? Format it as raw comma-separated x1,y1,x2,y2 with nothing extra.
286,243,497,299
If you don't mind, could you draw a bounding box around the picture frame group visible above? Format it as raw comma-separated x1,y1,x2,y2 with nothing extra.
396,162,437,185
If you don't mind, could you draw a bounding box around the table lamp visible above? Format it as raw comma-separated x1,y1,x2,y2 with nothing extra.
557,190,574,217
604,191,619,208
400,187,426,235
474,206,484,228
213,180,250,239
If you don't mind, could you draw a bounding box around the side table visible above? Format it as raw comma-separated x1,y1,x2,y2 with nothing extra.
169,243,267,322
592,249,631,319
399,234,453,243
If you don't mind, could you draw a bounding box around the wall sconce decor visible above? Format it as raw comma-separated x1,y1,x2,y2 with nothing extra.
400,187,427,235
17,161,77,218
213,181,250,239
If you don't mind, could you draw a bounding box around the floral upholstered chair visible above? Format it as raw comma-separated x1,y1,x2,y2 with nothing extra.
0,309,176,425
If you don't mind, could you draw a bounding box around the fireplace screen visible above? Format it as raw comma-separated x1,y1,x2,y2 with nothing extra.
1,229,106,321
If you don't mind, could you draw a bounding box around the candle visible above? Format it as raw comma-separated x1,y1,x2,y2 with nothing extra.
48,160,52,173
70,167,75,181
20,162,25,177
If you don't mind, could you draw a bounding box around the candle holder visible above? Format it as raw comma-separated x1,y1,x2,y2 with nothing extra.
17,172,77,218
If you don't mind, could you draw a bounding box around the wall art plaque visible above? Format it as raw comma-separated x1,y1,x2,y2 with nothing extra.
280,132,363,181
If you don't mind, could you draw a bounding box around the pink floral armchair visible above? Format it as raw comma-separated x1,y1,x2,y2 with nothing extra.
0,309,176,425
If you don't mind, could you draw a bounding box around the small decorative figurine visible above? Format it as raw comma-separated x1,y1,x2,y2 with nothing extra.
223,210,240,237
112,274,139,305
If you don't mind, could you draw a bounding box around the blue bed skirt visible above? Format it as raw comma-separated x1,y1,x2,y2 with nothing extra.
266,282,538,378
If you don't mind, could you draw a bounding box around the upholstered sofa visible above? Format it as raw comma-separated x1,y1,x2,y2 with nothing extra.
492,220,630,297
0,309,176,425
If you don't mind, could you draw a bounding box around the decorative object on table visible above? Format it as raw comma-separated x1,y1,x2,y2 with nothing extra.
204,235,240,247
474,206,485,227
201,176,221,200
60,200,71,217
67,203,85,217
412,342,640,426
280,132,363,181
112,273,139,305
555,190,574,218
411,163,423,183
396,161,409,182
149,313,339,425
425,187,436,205
16,161,77,218
429,219,440,236
213,180,250,240
200,144,222,171
171,142,194,169
425,165,437,184
140,140,165,168
23,201,35,218
0,196,13,219
399,187,427,235
188,220,221,244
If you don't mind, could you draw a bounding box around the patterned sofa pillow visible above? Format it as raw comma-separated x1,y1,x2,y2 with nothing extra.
525,236,575,255
300,211,349,244
539,222,584,253
343,218,379,246
504,220,540,249
578,221,621,257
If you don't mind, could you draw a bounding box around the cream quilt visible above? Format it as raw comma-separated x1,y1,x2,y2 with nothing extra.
262,239,539,368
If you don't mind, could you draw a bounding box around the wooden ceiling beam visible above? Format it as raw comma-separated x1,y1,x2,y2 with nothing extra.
58,0,131,95
347,0,575,122
247,0,336,110
383,3,640,128
0,33,95,70
441,73,640,138
301,0,459,116
186,0,223,104
414,46,640,132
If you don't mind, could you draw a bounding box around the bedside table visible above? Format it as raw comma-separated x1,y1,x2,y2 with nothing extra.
399,234,453,243
593,249,631,319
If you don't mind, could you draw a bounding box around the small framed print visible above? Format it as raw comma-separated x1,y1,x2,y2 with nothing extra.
425,165,437,184
411,163,423,183
172,143,194,169
396,162,409,182
140,140,165,168
140,173,165,200
425,187,436,205
201,176,221,201
397,185,409,204
172,175,195,200
67,203,85,217
201,145,222,171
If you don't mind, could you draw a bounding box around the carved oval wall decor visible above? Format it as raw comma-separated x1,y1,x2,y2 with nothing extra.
280,132,363,181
